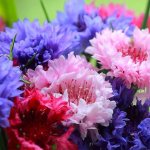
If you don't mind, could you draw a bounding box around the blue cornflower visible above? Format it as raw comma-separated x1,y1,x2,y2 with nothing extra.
69,109,128,150
125,100,150,133
137,118,150,149
55,0,103,52
0,19,79,69
54,0,103,51
55,0,135,52
76,100,150,150
124,100,150,150
93,109,129,150
0,56,22,127
69,129,89,150
104,15,135,36
130,118,150,150
130,133,147,150
107,77,137,110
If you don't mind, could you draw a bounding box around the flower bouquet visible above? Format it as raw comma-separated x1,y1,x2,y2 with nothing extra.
0,0,150,149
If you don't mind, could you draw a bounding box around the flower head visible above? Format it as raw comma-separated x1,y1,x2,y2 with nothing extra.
86,28,150,89
55,0,103,51
48,70,116,138
0,56,22,127
107,77,137,109
0,19,78,69
137,118,150,148
27,53,116,139
7,89,77,150
27,52,94,89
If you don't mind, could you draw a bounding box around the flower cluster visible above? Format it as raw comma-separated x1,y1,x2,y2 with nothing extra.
0,0,150,149
0,19,79,70
54,0,135,51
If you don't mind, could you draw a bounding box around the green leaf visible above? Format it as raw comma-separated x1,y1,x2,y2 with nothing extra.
20,77,31,84
40,0,50,22
90,57,97,67
9,34,17,61
142,0,150,29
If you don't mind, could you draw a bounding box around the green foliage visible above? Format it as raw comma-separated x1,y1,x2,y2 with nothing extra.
0,0,18,26
142,0,150,29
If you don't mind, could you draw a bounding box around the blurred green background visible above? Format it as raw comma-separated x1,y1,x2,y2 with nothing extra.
0,0,148,26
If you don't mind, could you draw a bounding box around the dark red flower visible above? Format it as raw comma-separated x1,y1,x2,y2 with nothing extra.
7,89,77,150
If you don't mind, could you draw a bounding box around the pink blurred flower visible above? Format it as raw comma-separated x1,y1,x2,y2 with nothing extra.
98,3,135,20
97,3,150,31
86,28,150,89
84,1,97,14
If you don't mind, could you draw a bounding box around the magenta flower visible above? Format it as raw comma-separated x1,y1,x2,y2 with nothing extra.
7,89,77,150
98,3,135,20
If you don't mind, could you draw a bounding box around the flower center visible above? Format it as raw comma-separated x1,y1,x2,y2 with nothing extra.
58,79,96,104
118,46,148,64
18,108,63,148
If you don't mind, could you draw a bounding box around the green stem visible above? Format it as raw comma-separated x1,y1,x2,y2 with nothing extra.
142,0,150,29
40,0,50,22
9,34,17,60
0,128,7,150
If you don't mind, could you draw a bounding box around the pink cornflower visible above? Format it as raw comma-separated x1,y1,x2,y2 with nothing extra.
27,52,94,90
47,69,116,139
27,53,116,139
86,27,150,88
